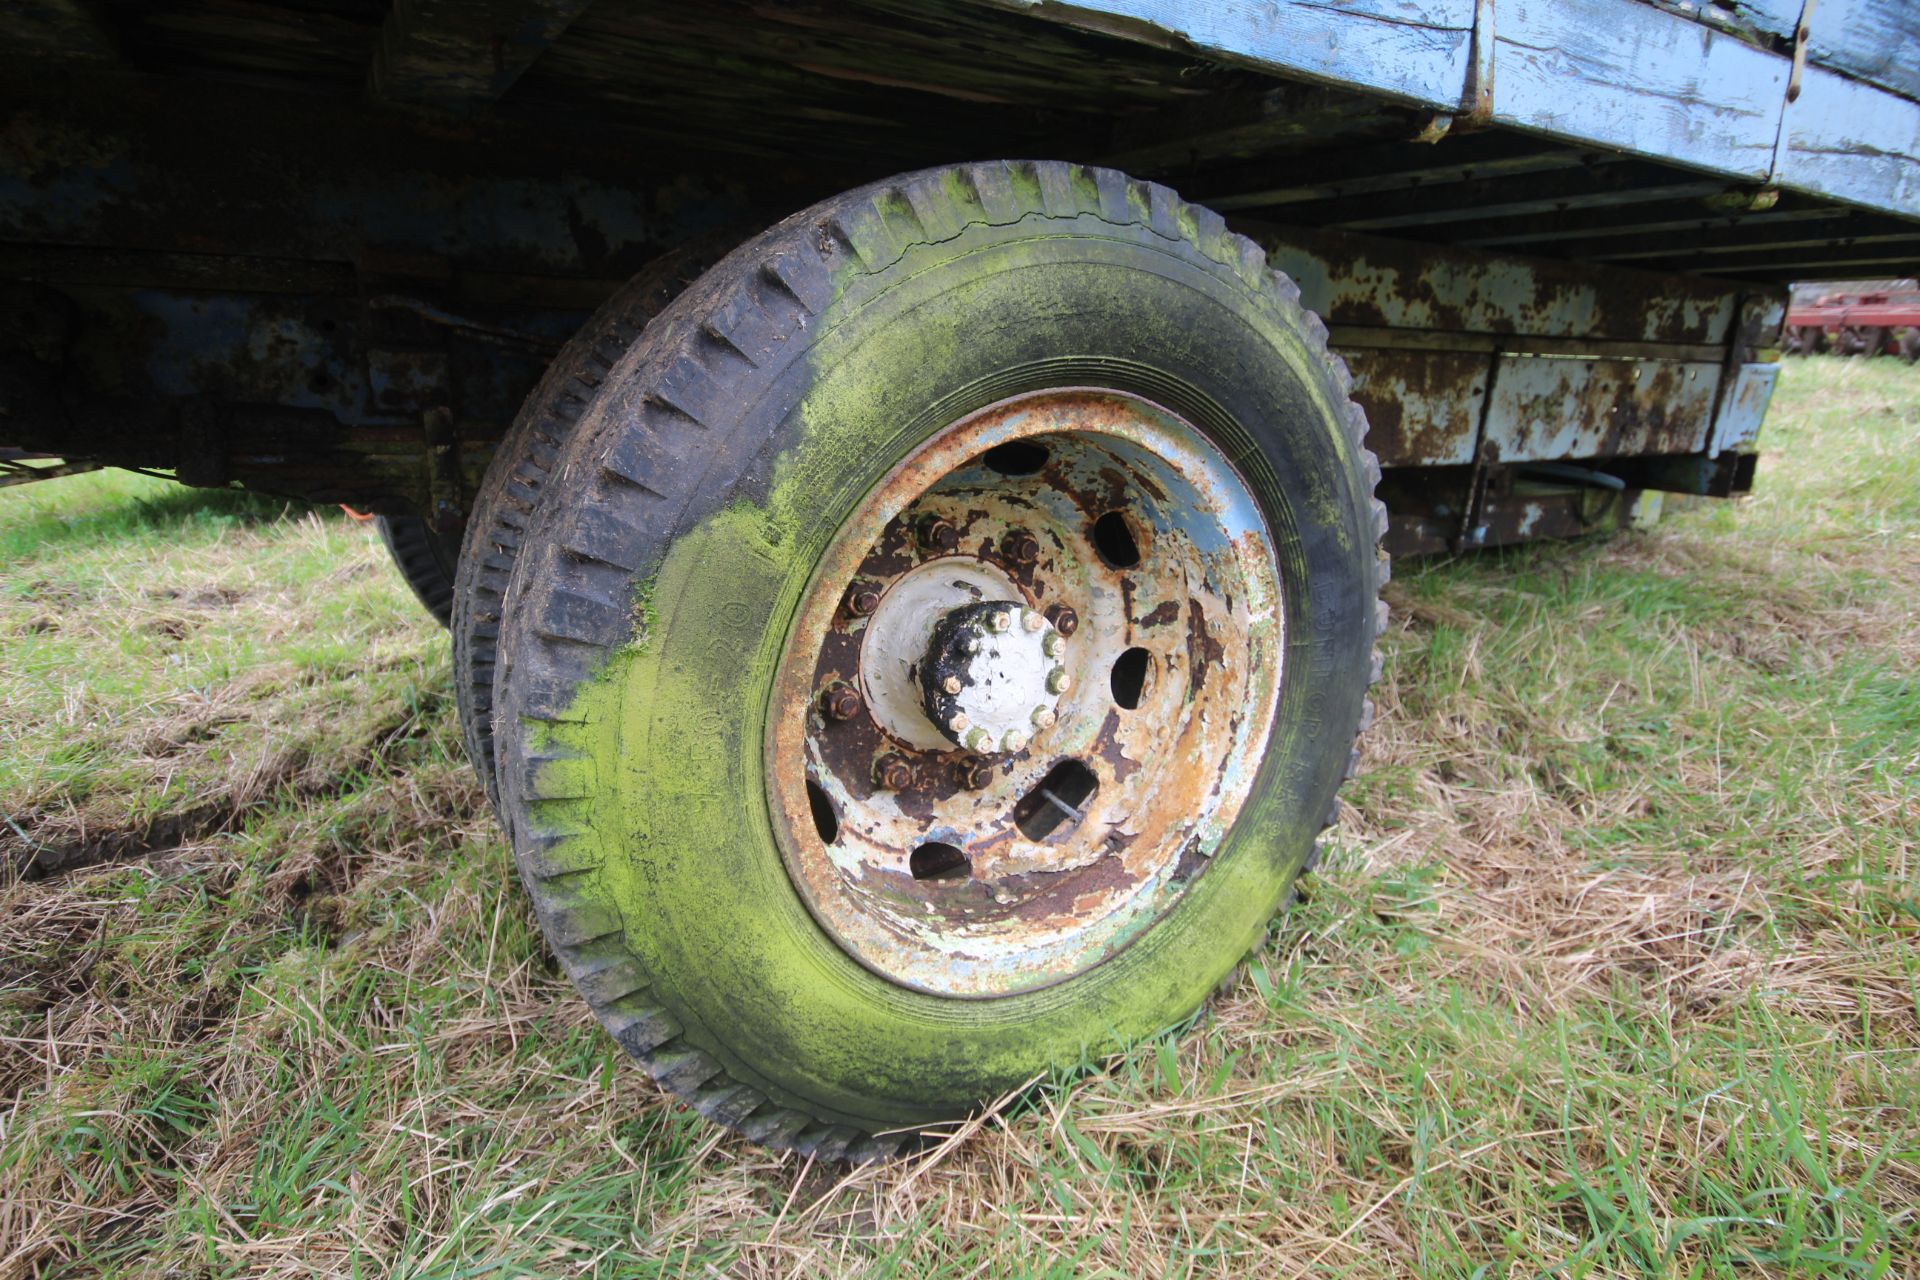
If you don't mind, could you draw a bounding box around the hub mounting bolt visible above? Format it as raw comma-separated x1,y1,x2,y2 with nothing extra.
1002,731,1028,753
917,516,960,554
1047,667,1073,695
1031,706,1056,729
844,581,881,617
964,727,991,752
1042,631,1063,657
874,755,914,791
942,675,963,695
989,610,1012,633
822,683,863,721
1046,605,1079,637
957,758,994,790
947,712,970,734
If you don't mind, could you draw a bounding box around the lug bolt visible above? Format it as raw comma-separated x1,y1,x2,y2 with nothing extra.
1002,730,1028,753
874,755,914,791
990,610,1012,633
1031,706,1056,729
822,683,863,721
844,581,881,616
956,758,994,790
942,675,963,694
1047,667,1073,695
1002,530,1040,565
1046,605,1079,637
917,516,960,554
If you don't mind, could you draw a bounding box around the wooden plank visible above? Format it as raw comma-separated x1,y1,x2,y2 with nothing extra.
1805,0,1920,104
1774,62,1920,218
1193,133,1592,213
371,0,596,111
1269,161,1726,232
970,0,1475,109
1491,0,1787,179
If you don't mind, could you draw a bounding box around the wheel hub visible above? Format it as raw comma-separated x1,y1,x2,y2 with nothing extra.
919,601,1067,755
765,388,1285,997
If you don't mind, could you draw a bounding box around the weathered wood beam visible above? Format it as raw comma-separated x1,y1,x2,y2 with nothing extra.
1585,217,1920,265
2,0,120,61
1276,161,1726,233
1192,134,1599,213
1447,199,1850,252
370,0,595,112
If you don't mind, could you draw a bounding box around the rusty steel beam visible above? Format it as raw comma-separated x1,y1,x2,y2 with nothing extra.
370,0,597,112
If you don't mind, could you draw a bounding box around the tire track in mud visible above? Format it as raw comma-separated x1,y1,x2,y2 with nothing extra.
1,697,449,881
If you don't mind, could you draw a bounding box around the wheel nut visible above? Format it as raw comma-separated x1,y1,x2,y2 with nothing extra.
917,516,960,554
1002,530,1040,565
844,581,881,616
1047,667,1072,695
1031,706,1056,729
822,684,863,721
1046,605,1079,637
957,758,994,790
874,755,913,791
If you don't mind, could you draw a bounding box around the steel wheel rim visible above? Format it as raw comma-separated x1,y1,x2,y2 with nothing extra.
766,388,1285,997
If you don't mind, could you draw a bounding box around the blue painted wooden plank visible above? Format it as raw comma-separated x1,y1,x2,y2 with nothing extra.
1804,0,1920,104
1775,62,1920,217
983,0,1474,108
1492,0,1787,180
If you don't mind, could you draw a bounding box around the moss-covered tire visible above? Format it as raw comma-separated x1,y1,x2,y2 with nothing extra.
493,161,1386,1159
451,235,738,802
375,515,459,627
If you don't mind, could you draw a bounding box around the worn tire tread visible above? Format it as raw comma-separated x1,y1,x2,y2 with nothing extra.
493,161,1388,1159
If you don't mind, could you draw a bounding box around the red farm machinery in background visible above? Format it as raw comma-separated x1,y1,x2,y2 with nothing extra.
1783,286,1920,360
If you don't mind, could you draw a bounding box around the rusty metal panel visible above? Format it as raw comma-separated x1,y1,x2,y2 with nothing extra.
1709,362,1779,456
1255,223,1741,344
1338,346,1487,467
1485,357,1721,463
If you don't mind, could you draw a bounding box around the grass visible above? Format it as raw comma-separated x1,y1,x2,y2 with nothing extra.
1,356,1916,1278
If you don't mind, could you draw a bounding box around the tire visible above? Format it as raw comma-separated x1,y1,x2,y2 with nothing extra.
375,515,460,627
452,233,739,804
493,161,1386,1159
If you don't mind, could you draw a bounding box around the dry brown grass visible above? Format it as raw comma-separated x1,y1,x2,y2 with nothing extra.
2,358,1917,1277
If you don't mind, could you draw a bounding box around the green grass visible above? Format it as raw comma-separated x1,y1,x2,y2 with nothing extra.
2,356,1916,1278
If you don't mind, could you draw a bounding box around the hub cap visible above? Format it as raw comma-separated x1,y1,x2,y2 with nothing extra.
766,389,1285,997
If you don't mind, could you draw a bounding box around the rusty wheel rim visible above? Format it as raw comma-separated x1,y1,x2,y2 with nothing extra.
766,389,1285,997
